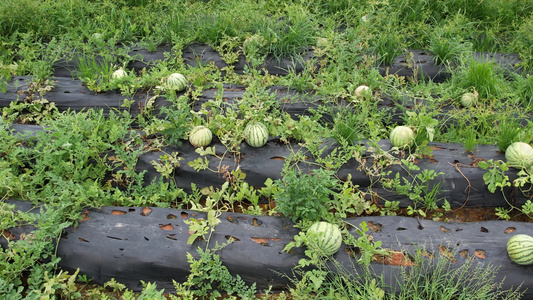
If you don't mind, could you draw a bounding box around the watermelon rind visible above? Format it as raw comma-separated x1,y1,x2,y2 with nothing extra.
306,221,342,257
507,234,533,265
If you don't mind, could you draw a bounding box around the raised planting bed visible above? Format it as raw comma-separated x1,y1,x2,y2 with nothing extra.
49,42,527,81
6,122,532,210
0,76,175,118
2,199,532,297
137,139,532,209
3,2,533,298
50,42,319,79
4,75,530,142
378,49,526,82
0,78,403,125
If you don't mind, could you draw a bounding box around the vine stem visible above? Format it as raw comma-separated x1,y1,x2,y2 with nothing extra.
448,161,476,211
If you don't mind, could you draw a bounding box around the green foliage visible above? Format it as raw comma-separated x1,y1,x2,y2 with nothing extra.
479,159,533,220
478,159,511,193
150,151,183,180
183,210,221,245
372,27,405,66
286,239,524,299
334,174,378,218
274,168,338,222
393,249,524,300
284,221,388,299
330,97,388,145
496,118,523,153
342,221,390,266
1,78,58,124
158,95,193,146
453,58,503,100
1,0,533,297
428,14,473,65
252,8,316,59
171,247,258,300
510,73,533,111
403,110,439,151
381,159,446,217
0,203,72,297
510,16,533,70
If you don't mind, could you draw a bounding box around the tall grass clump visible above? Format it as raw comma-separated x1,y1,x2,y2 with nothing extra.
512,74,533,110
372,28,405,65
393,252,524,300
286,248,524,299
428,13,473,65
510,17,533,71
252,8,316,59
496,117,525,152
452,58,504,101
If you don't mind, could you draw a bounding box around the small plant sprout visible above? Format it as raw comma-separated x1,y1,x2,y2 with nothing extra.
355,85,372,99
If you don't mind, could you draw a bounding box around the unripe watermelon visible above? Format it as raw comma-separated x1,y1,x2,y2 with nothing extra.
460,92,478,107
189,126,212,148
390,126,415,148
91,33,104,41
306,222,342,256
244,122,268,148
507,234,533,265
505,142,533,170
112,68,127,79
166,73,187,91
355,85,372,98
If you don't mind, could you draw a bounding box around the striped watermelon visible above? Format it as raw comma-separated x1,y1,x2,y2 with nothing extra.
390,126,415,148
460,92,478,107
166,73,187,91
507,234,533,265
505,142,533,170
306,221,342,257
244,122,268,148
189,126,212,148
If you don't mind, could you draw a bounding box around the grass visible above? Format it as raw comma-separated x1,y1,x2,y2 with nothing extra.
393,251,524,300
286,245,524,300
1,0,533,298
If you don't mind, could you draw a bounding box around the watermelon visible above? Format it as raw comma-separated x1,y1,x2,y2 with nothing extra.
306,221,342,257
112,68,127,79
460,92,478,107
390,126,415,148
189,126,212,148
244,122,268,148
505,142,533,170
165,73,187,91
355,85,372,98
507,234,533,265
